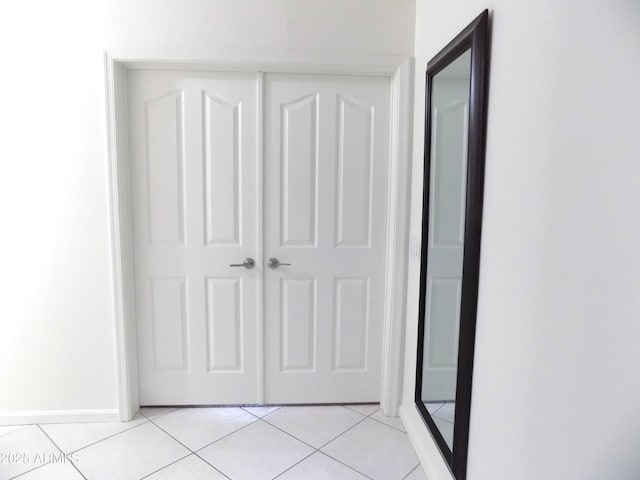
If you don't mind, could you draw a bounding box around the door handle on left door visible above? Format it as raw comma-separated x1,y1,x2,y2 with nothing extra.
229,258,255,269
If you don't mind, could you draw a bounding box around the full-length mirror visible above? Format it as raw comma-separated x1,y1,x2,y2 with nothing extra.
415,10,489,480
421,48,471,448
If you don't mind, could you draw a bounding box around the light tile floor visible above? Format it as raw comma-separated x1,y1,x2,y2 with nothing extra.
0,405,427,480
424,402,455,448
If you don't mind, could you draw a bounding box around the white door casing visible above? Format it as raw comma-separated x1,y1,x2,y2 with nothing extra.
264,73,391,403
105,54,412,419
128,70,259,404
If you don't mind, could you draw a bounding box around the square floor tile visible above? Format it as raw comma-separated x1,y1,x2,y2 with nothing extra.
241,406,282,418
146,454,227,479
0,426,60,479
15,461,85,480
74,422,189,480
264,406,363,448
199,420,313,480
405,465,428,480
370,409,405,432
277,452,368,480
41,413,147,453
432,403,455,423
140,407,178,420
321,419,418,480
153,407,256,451
343,404,379,417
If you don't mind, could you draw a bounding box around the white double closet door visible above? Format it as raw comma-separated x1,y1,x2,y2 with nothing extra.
127,69,390,405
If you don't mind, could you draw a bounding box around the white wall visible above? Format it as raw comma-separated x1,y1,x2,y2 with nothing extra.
0,0,415,418
104,0,415,57
403,1,640,479
0,2,116,416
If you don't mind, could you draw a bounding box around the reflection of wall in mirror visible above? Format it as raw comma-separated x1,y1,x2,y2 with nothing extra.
422,51,471,403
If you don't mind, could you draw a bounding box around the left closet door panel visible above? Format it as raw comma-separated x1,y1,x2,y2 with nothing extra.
127,70,259,405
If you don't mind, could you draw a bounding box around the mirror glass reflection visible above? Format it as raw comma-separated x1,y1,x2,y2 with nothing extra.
421,49,472,450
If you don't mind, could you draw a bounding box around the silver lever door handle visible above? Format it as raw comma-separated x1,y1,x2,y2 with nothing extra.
267,258,291,269
230,258,255,269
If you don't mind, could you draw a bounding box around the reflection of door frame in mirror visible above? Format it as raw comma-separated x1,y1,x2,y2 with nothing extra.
415,9,490,480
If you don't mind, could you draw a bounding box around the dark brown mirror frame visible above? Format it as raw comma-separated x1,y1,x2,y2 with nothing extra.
415,9,490,480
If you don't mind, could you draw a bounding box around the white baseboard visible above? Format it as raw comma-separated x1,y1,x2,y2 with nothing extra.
400,403,455,480
0,409,119,426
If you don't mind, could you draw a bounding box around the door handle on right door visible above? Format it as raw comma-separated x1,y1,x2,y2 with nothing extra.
267,258,291,269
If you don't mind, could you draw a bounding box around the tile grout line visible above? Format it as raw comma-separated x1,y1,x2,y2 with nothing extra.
240,406,283,421
401,463,422,480
9,463,49,480
190,405,376,480
256,406,385,480
138,408,178,422
368,415,407,433
37,424,88,480
137,452,193,480
6,424,57,479
257,417,319,452
316,450,377,480
431,413,454,424
343,405,381,417
252,407,376,480
256,407,284,420
71,456,87,480
70,455,90,479
271,450,317,480
0,426,28,441
146,421,196,453
426,403,445,416
8,425,59,479
316,414,370,450
360,406,408,433
261,405,377,480
146,420,233,480
59,416,191,480
313,416,378,480
147,417,238,480
258,404,375,451
317,415,415,480
192,453,233,480
260,409,376,480
340,405,379,417
69,417,151,455
191,417,259,453
8,458,50,480
239,407,263,420
198,406,373,479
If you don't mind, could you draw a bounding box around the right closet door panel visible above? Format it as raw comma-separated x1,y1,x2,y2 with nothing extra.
263,73,391,403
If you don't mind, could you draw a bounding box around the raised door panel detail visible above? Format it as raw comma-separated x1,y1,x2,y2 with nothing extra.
280,278,316,372
336,97,373,247
203,93,241,246
281,95,318,246
146,91,186,245
431,100,469,247
151,277,189,371
426,278,461,368
205,278,242,372
333,278,370,371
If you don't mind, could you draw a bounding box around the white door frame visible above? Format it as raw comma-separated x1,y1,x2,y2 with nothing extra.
104,50,414,421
